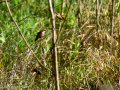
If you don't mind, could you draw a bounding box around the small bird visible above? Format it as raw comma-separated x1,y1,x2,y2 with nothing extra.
56,13,65,20
32,68,41,75
35,30,46,41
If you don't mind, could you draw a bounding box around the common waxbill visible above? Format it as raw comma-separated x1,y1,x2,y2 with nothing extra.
56,13,65,20
35,30,46,41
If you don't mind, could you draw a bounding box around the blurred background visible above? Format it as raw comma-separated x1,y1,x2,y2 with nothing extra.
0,0,120,89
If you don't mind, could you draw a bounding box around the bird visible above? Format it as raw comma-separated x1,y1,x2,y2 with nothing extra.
32,68,41,75
35,30,46,41
56,13,65,20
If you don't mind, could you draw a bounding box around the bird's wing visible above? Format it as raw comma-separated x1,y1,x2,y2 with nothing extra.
35,32,40,41
56,15,62,20
61,15,65,20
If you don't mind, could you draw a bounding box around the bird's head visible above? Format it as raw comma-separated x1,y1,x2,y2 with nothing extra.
42,30,46,34
42,30,46,32
56,13,59,16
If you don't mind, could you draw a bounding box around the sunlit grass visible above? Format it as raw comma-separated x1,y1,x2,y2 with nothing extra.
0,0,120,89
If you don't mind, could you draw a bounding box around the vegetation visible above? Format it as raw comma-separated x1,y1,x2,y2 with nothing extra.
0,0,120,89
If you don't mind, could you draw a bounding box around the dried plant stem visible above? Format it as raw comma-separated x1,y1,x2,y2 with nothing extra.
110,0,114,36
110,0,114,52
48,0,60,90
58,0,64,33
77,0,81,27
96,0,99,32
56,0,73,43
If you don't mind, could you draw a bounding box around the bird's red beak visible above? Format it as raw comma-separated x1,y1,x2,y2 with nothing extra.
43,30,46,31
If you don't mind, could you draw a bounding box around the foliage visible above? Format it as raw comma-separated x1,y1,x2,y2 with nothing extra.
0,0,120,89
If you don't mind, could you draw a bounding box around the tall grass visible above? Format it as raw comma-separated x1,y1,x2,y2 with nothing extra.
0,0,120,89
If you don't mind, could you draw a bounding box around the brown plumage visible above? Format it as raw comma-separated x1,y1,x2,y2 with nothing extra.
56,13,65,20
35,30,46,41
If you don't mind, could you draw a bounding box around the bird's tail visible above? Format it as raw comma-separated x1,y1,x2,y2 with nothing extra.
35,38,38,41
